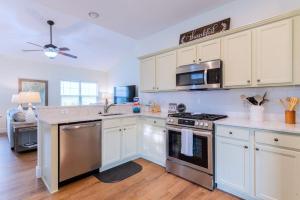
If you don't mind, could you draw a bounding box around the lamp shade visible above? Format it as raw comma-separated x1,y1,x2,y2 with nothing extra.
11,94,21,104
19,92,41,104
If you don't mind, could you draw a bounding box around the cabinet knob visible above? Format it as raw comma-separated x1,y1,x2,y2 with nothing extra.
247,80,251,84
255,148,260,151
152,87,155,89
244,146,248,149
229,131,233,135
257,79,261,83
274,138,279,142
193,60,196,63
154,120,157,124
157,87,159,90
124,128,126,131
198,58,202,62
119,129,122,132
163,130,166,133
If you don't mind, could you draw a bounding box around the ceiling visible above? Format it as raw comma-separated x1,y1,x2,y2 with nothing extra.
38,0,235,39
0,0,235,71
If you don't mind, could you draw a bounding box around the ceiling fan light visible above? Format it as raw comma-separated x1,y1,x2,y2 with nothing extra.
44,48,58,58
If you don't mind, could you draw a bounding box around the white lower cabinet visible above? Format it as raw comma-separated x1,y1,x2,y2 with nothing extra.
102,127,122,166
216,125,300,200
122,125,137,159
102,118,138,169
255,145,300,200
141,118,166,166
216,137,250,195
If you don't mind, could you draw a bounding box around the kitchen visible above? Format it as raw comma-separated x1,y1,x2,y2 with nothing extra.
1,0,300,200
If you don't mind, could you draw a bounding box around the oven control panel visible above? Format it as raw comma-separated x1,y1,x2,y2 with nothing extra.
167,117,213,130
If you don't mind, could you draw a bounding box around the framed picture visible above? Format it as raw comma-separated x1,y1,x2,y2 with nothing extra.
18,78,48,106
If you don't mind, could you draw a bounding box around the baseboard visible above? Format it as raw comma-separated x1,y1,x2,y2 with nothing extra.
217,183,256,200
0,128,6,135
36,166,41,178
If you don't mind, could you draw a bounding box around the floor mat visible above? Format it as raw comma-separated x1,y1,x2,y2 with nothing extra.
94,161,142,183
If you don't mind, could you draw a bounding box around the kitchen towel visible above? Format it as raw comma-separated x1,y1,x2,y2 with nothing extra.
181,128,194,156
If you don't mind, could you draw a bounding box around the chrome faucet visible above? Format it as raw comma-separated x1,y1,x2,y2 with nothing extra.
103,98,115,113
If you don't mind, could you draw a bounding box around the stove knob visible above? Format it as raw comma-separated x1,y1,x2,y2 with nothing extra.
204,123,209,127
195,121,199,126
199,122,204,126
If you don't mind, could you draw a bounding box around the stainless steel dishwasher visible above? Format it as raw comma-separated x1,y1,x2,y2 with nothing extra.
59,120,102,184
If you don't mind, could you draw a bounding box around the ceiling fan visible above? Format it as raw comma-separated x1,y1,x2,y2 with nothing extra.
23,20,77,59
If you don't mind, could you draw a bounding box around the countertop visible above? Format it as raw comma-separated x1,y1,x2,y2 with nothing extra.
215,118,300,134
39,112,168,125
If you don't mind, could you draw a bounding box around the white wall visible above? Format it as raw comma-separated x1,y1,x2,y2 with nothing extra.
137,0,300,56
0,55,107,132
136,0,300,120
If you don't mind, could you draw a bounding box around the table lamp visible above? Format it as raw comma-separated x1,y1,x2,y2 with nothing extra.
19,92,41,122
11,94,24,111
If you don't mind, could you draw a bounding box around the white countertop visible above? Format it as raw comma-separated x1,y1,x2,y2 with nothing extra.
215,118,300,134
39,112,168,125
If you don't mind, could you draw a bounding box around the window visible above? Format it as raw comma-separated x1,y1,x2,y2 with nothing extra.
60,81,98,106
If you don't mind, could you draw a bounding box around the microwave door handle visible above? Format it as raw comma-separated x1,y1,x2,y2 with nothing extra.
204,69,208,85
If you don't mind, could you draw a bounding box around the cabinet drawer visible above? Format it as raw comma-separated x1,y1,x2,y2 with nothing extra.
255,131,300,150
122,117,137,126
102,119,121,129
144,118,165,127
216,126,250,141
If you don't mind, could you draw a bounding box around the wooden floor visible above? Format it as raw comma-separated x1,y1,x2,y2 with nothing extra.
0,134,239,200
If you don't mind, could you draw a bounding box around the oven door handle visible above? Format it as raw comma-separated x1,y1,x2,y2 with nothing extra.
166,125,212,138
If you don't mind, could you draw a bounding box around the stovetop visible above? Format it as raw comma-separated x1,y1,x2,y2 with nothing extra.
168,113,227,121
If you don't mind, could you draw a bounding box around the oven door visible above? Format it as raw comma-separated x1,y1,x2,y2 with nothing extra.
166,125,213,174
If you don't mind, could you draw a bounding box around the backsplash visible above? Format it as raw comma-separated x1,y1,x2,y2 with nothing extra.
140,86,300,121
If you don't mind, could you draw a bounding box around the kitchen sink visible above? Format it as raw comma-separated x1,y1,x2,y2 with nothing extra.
100,113,124,116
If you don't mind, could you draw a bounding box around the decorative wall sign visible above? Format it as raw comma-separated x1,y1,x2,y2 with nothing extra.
18,78,48,106
179,18,231,45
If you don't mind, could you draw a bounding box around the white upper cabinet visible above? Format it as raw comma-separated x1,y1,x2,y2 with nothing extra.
254,19,293,85
122,125,137,159
197,38,221,62
255,145,300,200
177,45,197,66
216,136,250,195
156,50,177,91
294,16,300,85
222,30,252,87
140,56,156,91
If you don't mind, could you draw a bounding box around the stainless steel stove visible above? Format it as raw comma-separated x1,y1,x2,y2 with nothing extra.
166,112,227,190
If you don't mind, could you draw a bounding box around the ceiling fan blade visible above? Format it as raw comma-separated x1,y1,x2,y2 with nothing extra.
59,52,77,59
22,49,43,52
59,47,70,51
27,42,44,48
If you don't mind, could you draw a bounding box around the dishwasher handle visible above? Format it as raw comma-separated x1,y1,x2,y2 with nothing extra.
61,122,101,131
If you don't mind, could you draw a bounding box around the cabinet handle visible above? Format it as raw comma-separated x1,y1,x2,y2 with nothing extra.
229,131,233,135
244,146,248,149
255,148,259,151
257,79,261,83
274,138,279,142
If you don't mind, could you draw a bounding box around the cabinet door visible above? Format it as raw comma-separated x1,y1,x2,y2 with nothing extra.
142,123,166,166
177,45,197,66
254,19,293,85
255,145,300,200
197,38,221,62
140,56,156,91
102,128,121,166
216,137,250,195
222,31,252,87
122,125,137,159
156,50,177,91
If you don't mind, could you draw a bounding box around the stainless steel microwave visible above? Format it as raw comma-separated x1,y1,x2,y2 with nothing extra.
176,59,222,90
